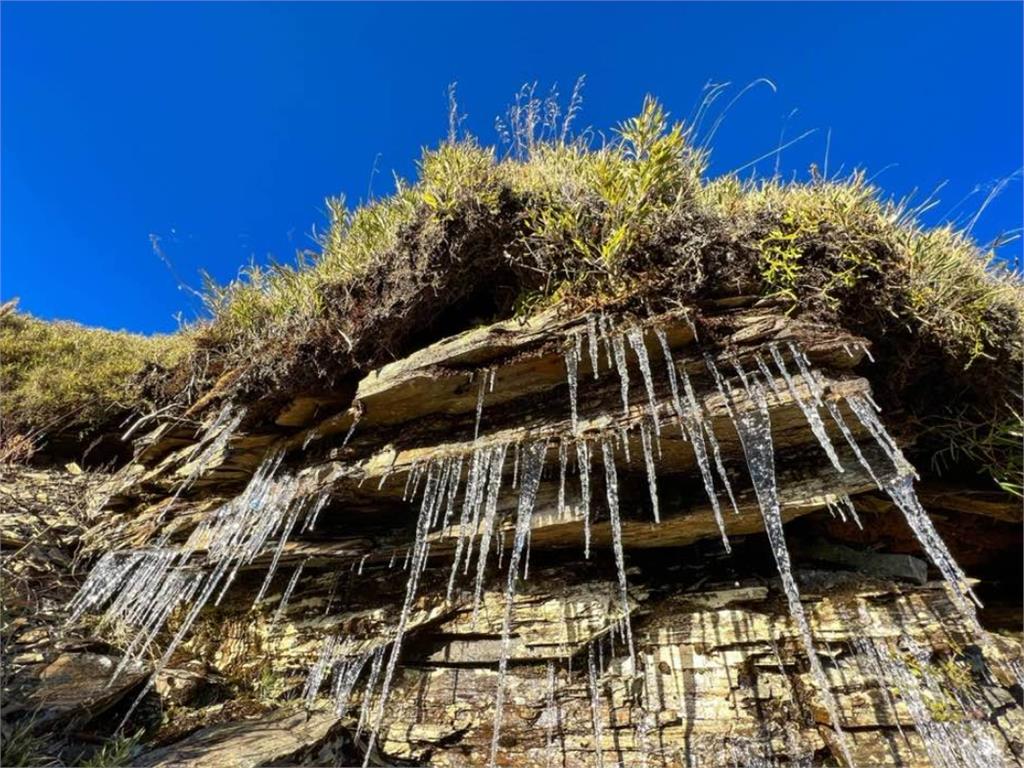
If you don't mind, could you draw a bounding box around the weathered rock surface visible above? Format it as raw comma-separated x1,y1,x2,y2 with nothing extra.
3,303,1021,767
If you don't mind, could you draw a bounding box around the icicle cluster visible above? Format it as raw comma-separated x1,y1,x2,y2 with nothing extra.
68,307,996,767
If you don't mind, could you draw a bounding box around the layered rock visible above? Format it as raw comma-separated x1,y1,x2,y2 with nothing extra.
3,301,1022,767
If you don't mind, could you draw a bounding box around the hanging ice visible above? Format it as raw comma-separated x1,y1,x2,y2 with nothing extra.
626,327,661,435
474,371,488,440
611,333,632,417
586,315,601,379
302,634,339,706
471,443,509,624
601,438,635,665
680,365,731,551
564,343,580,434
270,561,305,628
361,456,443,767
576,439,592,559
639,421,660,523
769,345,844,473
728,380,854,767
557,439,568,519
356,645,386,737
488,440,547,767
342,402,364,448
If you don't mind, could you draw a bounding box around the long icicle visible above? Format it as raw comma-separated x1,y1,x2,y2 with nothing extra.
488,440,547,767
601,437,635,665
722,362,854,766
577,438,592,558
768,345,844,472
361,460,442,766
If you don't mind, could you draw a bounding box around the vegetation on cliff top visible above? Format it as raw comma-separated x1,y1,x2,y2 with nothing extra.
0,303,188,457
2,93,1021,487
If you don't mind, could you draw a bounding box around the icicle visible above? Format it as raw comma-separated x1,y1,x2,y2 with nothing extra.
448,449,487,600
587,643,607,768
639,421,660,524
600,438,635,665
705,423,741,517
884,474,981,615
599,314,615,370
471,444,509,624
618,427,631,464
251,503,303,607
361,456,443,766
474,372,488,440
462,448,497,577
858,342,875,363
846,394,917,479
577,439,592,559
842,395,983,616
356,645,386,736
302,635,338,706
270,561,304,627
301,489,330,533
587,315,601,379
402,462,419,501
680,365,731,551
488,440,547,767
655,328,685,426
564,342,580,434
428,457,453,529
512,443,520,489
302,428,320,450
753,352,782,395
728,382,854,767
557,439,568,519
611,333,632,417
627,327,661,436
769,345,844,473
342,402,364,447
488,367,497,393
328,648,371,717
839,494,862,529
440,455,463,530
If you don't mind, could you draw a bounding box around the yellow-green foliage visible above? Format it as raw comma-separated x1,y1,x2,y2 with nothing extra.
0,310,189,439
199,97,1021,373
6,95,1022,486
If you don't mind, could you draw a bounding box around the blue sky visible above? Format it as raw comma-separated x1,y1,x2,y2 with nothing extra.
3,2,1021,334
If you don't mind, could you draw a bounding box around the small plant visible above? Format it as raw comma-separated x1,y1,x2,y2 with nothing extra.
80,730,143,768
0,716,57,767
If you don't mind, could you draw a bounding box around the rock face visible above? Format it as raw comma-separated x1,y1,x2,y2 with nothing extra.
2,301,1022,767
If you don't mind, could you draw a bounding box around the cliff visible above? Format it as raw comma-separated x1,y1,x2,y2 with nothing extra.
2,98,1022,768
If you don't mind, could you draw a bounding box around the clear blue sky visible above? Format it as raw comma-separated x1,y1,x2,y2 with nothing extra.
3,2,1021,334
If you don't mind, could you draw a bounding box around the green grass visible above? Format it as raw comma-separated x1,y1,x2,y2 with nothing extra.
194,96,1021,363
4,92,1021,488
0,305,189,448
80,732,143,768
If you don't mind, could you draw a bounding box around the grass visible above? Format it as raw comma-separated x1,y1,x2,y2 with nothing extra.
0,716,58,767
4,90,1021,487
79,732,143,768
0,304,189,452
